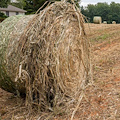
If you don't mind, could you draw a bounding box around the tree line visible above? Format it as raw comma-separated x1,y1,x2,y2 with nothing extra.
12,0,80,14
81,2,120,24
0,0,80,21
0,0,80,14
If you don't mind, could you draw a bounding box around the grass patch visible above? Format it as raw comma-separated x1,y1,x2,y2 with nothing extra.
91,33,109,43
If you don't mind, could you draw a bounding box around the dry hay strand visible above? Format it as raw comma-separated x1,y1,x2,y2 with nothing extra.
0,2,92,118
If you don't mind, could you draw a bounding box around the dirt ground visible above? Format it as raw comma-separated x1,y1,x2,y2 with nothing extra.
81,23,120,120
0,23,120,120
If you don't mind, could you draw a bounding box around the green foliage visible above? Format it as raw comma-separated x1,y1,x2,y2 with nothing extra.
81,2,120,23
91,34,109,43
0,12,7,18
11,0,81,14
0,12,7,22
0,0,10,7
0,0,9,22
10,0,26,9
68,0,81,8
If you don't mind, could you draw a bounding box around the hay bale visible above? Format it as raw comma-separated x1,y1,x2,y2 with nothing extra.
93,16,102,24
0,15,35,94
112,21,116,24
0,2,92,116
103,21,107,24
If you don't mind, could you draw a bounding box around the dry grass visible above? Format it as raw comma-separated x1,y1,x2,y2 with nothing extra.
81,23,120,120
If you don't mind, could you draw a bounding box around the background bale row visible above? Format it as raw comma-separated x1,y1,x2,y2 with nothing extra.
93,16,117,24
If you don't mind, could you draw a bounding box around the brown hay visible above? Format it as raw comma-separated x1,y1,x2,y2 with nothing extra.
0,1,92,119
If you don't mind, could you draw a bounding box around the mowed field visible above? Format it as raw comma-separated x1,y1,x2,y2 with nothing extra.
0,23,120,119
82,23,120,119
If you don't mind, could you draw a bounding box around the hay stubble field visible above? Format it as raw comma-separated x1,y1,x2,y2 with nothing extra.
0,23,120,119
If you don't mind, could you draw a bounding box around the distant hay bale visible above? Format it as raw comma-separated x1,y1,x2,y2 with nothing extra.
103,21,107,24
93,16,102,24
112,21,116,24
0,2,92,117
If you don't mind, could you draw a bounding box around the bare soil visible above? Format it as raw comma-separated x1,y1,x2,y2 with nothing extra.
0,23,120,120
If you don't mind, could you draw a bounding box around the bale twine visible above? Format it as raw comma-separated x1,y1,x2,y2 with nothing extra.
112,21,116,24
0,2,92,118
93,16,102,24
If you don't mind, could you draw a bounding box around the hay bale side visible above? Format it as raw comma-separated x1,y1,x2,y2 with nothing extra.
0,2,92,117
93,16,102,24
0,15,35,95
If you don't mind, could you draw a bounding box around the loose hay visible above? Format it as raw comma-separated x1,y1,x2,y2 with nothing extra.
0,2,92,119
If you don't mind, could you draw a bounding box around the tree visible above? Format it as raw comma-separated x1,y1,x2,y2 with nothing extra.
0,12,7,18
31,0,81,13
0,0,10,8
0,0,9,21
24,0,81,14
81,2,120,23
10,0,26,9
24,0,34,14
9,0,81,14
67,0,81,7
0,12,7,22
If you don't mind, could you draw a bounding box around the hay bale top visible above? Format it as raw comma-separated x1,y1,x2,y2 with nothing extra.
103,21,107,24
93,16,102,24
112,21,116,24
0,15,35,93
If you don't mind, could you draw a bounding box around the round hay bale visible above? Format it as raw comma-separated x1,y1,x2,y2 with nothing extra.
0,15,35,94
112,21,116,24
0,2,92,116
93,16,102,24
103,21,107,24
